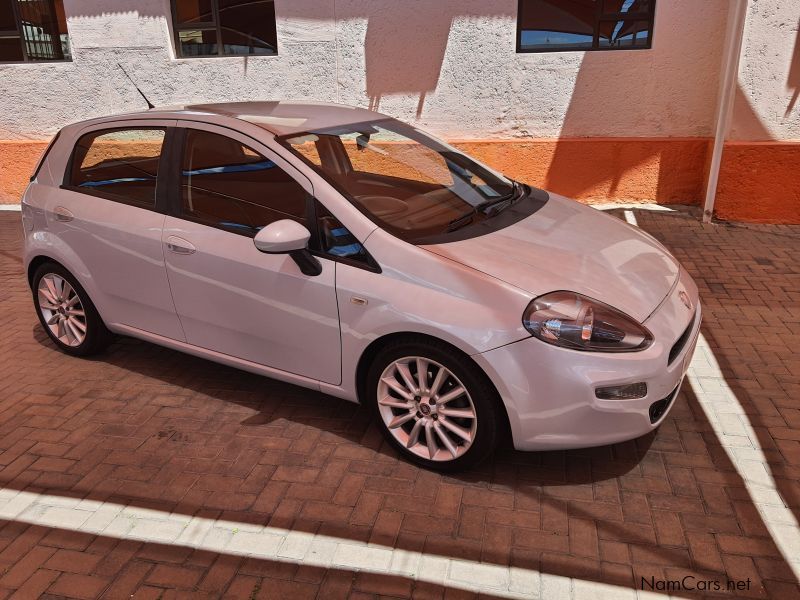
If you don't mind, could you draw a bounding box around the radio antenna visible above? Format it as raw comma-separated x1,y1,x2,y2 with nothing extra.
116,62,155,109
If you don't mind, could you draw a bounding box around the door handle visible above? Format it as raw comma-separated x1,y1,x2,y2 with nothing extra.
54,206,74,222
166,236,196,255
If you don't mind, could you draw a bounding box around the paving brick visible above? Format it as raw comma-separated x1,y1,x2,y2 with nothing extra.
44,549,102,575
222,575,260,599
99,561,152,600
48,573,109,599
461,487,513,509
369,510,404,547
146,565,203,589
354,571,413,597
569,518,600,558
0,546,56,589
7,568,59,600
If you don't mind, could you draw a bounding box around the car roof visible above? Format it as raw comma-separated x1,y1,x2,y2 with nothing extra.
144,101,387,137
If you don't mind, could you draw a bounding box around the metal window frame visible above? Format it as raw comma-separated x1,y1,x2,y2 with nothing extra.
0,0,71,63
516,0,656,54
170,0,278,59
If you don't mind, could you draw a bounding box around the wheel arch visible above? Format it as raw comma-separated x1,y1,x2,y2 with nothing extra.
354,331,513,441
27,254,66,288
26,253,110,328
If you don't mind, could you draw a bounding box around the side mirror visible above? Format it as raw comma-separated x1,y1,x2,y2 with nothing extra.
253,219,322,277
254,220,310,253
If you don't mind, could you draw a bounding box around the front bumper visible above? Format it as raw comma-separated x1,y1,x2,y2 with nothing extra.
474,268,701,451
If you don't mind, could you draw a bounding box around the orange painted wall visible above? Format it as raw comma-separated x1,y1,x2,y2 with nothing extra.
453,138,710,205
715,142,800,224
0,141,48,203
1,138,798,223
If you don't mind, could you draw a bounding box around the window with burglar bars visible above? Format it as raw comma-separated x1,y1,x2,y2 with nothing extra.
517,0,655,53
171,0,278,58
0,0,71,62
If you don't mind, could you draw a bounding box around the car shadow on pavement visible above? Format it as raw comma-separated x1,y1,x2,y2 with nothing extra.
18,316,797,596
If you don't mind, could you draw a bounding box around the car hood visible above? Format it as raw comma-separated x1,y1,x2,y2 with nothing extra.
421,193,680,323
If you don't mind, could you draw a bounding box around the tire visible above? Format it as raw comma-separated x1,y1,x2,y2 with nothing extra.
32,262,112,357
366,338,500,471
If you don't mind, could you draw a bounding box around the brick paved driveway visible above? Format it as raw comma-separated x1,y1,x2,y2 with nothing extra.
0,207,799,599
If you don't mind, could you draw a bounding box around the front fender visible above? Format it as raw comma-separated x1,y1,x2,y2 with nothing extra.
335,230,533,402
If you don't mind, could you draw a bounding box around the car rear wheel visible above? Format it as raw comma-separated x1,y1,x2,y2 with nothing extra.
367,339,500,471
32,262,112,356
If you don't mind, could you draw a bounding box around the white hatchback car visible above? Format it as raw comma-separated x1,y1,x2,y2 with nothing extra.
22,101,701,470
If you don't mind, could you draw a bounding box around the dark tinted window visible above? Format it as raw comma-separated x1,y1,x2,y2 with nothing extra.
0,37,23,61
175,0,213,24
517,0,654,53
171,0,277,58
316,201,371,265
0,0,72,62
181,129,308,236
68,128,165,208
0,1,16,30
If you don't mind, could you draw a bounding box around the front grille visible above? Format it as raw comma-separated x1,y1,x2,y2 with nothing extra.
649,384,680,423
668,313,695,365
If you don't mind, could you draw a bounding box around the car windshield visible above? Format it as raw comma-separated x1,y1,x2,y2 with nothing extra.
279,118,518,241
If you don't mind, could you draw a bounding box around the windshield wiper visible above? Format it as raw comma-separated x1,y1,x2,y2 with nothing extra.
475,181,524,216
446,212,475,232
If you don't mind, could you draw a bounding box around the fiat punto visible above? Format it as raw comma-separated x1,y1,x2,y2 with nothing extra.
22,101,700,470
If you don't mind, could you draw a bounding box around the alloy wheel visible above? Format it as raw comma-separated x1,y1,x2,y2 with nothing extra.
37,273,87,347
376,356,477,461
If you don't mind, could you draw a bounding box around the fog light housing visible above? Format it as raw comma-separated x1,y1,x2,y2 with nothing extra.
595,382,647,400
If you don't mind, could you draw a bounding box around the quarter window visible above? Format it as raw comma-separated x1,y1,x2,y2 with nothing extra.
316,201,371,265
171,0,277,58
180,129,308,237
0,0,72,62
517,0,655,53
68,128,165,208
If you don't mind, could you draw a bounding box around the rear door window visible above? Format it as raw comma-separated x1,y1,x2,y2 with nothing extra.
67,128,166,208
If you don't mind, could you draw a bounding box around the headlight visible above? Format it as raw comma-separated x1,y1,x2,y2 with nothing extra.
523,291,652,352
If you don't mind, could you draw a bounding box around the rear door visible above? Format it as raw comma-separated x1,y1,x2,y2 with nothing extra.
55,120,185,340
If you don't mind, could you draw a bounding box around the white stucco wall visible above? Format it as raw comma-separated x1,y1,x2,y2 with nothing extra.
731,0,800,140
0,0,739,141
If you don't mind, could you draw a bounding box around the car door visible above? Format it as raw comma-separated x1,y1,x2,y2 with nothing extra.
162,122,341,384
55,120,185,340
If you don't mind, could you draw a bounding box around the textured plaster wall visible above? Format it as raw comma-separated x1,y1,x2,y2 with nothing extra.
0,0,729,140
731,0,800,140
716,142,800,223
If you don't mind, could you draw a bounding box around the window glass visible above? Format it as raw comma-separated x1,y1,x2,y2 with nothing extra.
181,129,307,237
340,129,455,187
282,118,517,243
0,37,23,61
0,0,71,62
316,201,370,263
175,0,213,24
598,19,650,48
604,0,650,14
171,0,277,57
69,128,165,207
178,29,218,56
517,0,654,53
218,0,277,55
0,1,16,29
289,135,322,166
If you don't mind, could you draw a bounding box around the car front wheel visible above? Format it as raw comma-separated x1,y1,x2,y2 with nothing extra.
367,339,500,471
